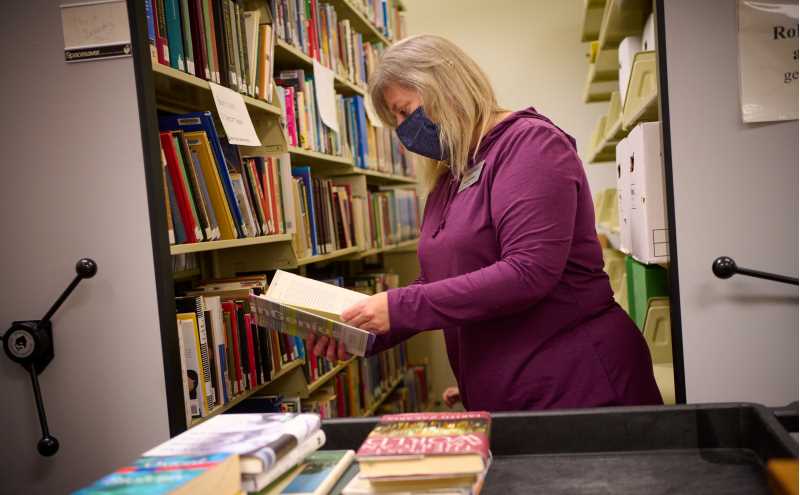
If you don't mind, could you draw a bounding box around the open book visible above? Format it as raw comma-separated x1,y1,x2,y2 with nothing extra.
249,270,377,357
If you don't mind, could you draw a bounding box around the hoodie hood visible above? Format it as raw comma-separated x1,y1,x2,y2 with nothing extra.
474,107,578,161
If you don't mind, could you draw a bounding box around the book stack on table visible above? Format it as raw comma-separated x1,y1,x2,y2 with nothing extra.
342,412,493,495
72,413,355,494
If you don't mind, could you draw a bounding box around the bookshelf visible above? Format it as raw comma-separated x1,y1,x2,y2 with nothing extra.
143,0,423,434
362,375,404,416
274,39,367,97
295,246,363,266
169,233,293,255
152,63,282,116
189,358,305,428
307,357,357,395
325,0,392,45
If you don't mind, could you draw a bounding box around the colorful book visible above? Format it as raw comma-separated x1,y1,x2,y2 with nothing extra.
164,0,186,71
356,412,492,481
73,453,240,495
144,413,322,475
159,112,246,238
249,270,376,356
282,449,355,495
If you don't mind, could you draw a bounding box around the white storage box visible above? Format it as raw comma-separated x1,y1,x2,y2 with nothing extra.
618,35,642,102
642,13,656,52
626,122,669,264
615,136,632,255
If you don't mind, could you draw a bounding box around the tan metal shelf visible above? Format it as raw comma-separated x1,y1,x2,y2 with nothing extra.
152,62,282,116
170,233,293,255
189,358,304,428
274,39,367,97
597,0,652,50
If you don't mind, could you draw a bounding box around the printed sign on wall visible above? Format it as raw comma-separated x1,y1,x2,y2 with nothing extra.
738,0,799,123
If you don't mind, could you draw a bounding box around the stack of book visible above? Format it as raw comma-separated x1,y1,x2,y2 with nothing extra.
148,413,328,493
147,0,276,102
74,413,359,494
158,112,292,246
176,275,304,425
343,412,493,495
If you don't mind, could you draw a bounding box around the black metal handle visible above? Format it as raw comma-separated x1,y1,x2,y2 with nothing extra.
712,256,798,286
1,258,97,457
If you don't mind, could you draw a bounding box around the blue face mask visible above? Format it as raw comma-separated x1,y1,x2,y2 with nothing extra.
395,107,448,161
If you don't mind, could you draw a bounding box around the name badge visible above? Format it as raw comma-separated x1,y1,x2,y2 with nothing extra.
458,160,485,193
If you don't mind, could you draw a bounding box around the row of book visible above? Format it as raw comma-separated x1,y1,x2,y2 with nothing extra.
175,275,304,424
146,0,277,102
159,112,292,245
275,70,415,178
289,171,420,258
271,0,405,89
376,365,429,415
77,411,490,495
351,0,407,41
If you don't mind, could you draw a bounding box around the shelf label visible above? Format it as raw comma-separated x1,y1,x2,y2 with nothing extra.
738,0,799,123
61,0,131,63
209,82,262,147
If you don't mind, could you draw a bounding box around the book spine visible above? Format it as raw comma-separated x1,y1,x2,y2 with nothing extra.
164,0,186,71
179,0,196,75
203,0,219,82
194,298,216,410
155,0,171,65
243,313,258,387
222,0,239,90
145,0,157,62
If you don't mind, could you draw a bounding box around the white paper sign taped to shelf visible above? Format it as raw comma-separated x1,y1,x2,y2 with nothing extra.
60,0,131,62
208,82,262,146
313,60,339,133
738,0,799,123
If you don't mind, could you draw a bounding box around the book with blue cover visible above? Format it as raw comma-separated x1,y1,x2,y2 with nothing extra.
72,453,240,495
291,166,319,256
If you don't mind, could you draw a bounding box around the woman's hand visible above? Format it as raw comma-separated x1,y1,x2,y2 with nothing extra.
341,293,390,334
442,386,461,408
305,333,350,362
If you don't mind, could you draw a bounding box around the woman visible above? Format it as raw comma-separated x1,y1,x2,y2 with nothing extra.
310,34,662,411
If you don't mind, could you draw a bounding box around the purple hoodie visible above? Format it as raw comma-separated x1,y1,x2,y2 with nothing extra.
372,108,662,411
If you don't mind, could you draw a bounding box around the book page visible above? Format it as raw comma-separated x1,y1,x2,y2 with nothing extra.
267,270,368,318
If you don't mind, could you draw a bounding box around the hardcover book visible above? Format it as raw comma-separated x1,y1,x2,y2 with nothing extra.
356,412,492,481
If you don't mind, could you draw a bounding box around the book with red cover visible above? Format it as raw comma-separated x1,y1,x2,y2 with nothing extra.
160,132,198,243
335,374,346,417
153,0,170,66
221,301,243,394
356,412,491,481
243,313,258,388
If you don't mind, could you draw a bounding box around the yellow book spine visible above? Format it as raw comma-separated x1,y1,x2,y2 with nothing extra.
185,132,237,240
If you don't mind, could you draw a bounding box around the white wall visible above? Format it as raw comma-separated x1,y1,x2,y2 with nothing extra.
0,1,171,492
402,0,616,194
662,0,798,405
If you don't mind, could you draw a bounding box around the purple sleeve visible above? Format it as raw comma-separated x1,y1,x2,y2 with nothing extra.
367,272,428,355
387,126,580,331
